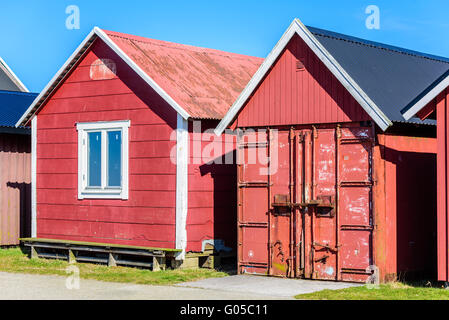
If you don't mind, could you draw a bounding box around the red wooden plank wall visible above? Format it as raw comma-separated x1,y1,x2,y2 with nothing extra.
236,34,370,128
36,39,178,248
187,120,237,252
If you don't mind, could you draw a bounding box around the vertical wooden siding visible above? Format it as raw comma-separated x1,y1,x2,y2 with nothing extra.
0,133,31,245
36,39,178,248
236,34,370,128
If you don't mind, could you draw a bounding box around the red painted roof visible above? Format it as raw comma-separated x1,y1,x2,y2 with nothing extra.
104,30,263,120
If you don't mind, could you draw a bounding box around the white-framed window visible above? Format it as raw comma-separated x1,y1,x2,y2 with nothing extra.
76,120,130,200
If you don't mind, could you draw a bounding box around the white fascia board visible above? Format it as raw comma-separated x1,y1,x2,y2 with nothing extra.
16,27,191,127
31,116,37,237
215,18,393,135
175,114,189,260
0,56,29,92
93,27,190,120
15,29,97,127
402,74,449,120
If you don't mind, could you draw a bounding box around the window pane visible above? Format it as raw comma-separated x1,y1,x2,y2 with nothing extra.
88,132,102,187
108,130,122,187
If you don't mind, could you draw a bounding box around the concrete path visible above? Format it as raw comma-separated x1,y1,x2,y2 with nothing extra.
0,272,282,300
0,272,360,300
177,275,360,299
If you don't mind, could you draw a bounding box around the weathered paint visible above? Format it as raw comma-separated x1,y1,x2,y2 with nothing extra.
0,133,31,245
237,125,375,282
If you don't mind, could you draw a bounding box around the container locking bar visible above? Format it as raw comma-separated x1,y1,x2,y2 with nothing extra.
312,242,340,253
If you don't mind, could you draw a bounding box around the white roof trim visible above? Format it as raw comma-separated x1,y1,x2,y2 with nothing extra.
0,56,29,92
16,27,190,127
402,74,449,120
215,18,393,135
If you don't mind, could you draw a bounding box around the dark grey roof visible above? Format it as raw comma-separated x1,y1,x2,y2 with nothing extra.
0,61,23,91
0,90,38,128
307,26,449,126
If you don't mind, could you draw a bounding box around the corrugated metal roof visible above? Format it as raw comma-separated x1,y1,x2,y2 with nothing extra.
0,90,38,128
308,26,449,126
104,30,264,120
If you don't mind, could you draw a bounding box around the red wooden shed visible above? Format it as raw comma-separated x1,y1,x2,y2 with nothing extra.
216,19,440,283
16,27,262,265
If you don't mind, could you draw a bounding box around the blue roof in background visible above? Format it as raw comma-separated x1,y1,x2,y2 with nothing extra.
0,90,37,128
308,26,447,126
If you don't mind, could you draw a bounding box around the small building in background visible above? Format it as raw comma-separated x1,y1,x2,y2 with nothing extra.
216,19,443,283
16,27,262,267
0,57,37,246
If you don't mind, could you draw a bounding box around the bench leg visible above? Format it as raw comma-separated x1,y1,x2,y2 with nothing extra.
68,249,76,264
30,246,38,259
108,253,117,267
153,256,166,271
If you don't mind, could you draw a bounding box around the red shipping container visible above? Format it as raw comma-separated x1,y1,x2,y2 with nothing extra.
218,19,439,282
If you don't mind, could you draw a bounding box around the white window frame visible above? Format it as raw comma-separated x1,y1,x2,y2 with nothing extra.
76,120,130,200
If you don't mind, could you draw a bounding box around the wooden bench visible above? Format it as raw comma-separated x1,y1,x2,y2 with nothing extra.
20,238,181,271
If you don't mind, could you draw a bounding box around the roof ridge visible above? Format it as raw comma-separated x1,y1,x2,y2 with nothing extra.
105,30,264,61
309,26,449,65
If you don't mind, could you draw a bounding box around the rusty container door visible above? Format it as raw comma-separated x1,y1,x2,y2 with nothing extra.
337,127,374,282
300,126,374,282
269,129,295,277
301,127,339,280
300,125,374,282
237,125,374,282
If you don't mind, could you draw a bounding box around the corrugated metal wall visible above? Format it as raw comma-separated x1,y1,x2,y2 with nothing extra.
0,133,31,245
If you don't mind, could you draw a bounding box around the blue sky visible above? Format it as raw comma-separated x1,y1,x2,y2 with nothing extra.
1,0,448,93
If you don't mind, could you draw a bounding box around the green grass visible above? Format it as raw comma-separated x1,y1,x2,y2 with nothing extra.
296,282,449,300
0,247,229,286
